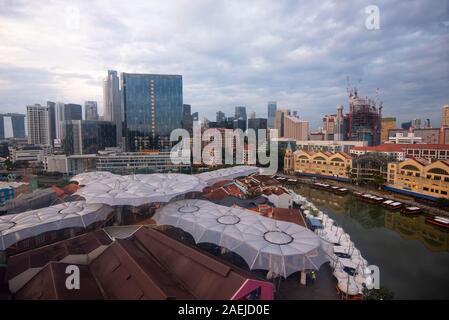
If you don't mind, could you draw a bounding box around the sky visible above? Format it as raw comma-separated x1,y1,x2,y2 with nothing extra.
0,0,448,134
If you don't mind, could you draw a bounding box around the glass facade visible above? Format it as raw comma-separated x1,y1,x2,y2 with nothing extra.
63,120,116,155
267,101,277,129
122,73,183,151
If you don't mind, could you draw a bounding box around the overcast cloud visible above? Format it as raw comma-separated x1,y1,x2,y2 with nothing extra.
0,0,448,130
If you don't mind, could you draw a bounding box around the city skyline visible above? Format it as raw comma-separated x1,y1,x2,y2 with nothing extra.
0,1,448,130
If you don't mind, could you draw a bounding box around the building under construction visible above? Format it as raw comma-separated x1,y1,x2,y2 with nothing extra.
343,88,382,146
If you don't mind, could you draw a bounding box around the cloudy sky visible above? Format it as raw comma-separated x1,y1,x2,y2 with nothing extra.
0,0,448,133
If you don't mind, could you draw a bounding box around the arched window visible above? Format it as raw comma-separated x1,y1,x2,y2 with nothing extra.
427,167,449,175
401,164,419,171
314,156,326,161
330,157,343,162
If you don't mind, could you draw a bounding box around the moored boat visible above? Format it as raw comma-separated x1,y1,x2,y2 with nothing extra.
401,206,423,215
387,201,403,210
425,216,449,229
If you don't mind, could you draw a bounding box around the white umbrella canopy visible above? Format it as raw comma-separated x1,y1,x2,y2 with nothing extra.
75,173,207,207
195,166,259,186
0,201,113,251
153,199,330,277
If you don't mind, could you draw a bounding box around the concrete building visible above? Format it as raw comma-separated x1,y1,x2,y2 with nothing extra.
322,114,336,140
284,149,352,181
386,158,449,200
10,146,50,163
274,109,290,137
388,132,423,144
44,154,97,174
84,101,99,120
96,151,190,174
442,105,449,127
351,143,449,161
381,117,396,142
283,116,309,141
26,104,51,146
0,113,26,140
388,128,441,144
295,140,367,154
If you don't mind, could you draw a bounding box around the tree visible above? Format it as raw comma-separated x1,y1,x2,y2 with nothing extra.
363,286,394,300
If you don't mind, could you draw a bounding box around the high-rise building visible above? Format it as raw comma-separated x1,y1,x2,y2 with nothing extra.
26,104,51,145
46,101,56,145
322,114,337,140
216,111,226,123
249,111,256,119
122,73,183,151
412,118,422,129
84,101,99,121
0,113,26,140
62,120,116,155
424,119,431,128
442,105,449,127
381,117,396,142
401,121,412,130
283,115,309,141
248,118,268,138
192,112,199,122
103,70,122,146
55,102,65,140
334,105,344,141
182,104,193,134
345,89,381,146
274,109,290,137
235,106,247,121
64,104,83,121
267,101,277,129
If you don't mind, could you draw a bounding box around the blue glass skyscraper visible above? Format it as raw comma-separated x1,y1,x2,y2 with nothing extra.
122,73,183,151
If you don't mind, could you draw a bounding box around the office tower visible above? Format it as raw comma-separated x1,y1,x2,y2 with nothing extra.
334,105,344,141
267,101,277,129
249,111,256,119
85,101,99,120
425,119,431,128
182,104,193,134
62,120,116,155
274,109,290,137
192,112,199,122
103,70,122,146
0,113,26,140
401,121,412,130
248,118,268,132
412,118,422,129
64,104,83,120
322,114,337,140
442,105,449,127
233,119,247,131
122,73,183,151
284,116,309,140
216,111,226,123
235,106,247,120
26,104,51,145
46,101,56,144
381,117,397,142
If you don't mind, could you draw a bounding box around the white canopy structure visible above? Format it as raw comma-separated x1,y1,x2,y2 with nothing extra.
0,201,113,251
75,173,207,207
152,199,330,277
195,166,259,186
70,171,122,186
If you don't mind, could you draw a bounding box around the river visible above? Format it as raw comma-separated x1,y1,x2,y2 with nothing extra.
292,183,449,299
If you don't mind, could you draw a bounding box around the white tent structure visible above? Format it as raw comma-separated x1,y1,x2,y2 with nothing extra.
71,171,123,186
195,166,259,186
0,201,113,251
75,173,207,207
153,199,330,277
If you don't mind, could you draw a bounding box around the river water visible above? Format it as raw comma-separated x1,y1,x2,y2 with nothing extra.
292,184,449,299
